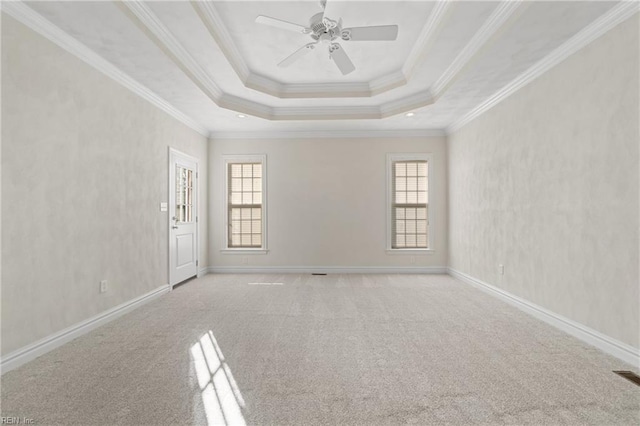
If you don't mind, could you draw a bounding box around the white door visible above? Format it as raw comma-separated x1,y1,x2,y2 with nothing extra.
169,149,198,286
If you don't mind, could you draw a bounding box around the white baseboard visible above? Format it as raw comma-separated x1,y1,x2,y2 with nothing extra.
197,267,209,278
0,284,170,374
208,266,447,274
447,268,640,368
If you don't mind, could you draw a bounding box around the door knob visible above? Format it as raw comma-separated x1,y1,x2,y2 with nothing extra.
172,225,179,229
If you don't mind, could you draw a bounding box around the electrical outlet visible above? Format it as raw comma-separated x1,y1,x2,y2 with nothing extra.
499,264,504,275
100,280,108,293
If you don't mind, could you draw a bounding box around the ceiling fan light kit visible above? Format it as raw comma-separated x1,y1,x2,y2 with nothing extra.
255,1,399,75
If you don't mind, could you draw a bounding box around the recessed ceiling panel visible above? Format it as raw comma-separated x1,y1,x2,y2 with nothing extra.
214,1,433,84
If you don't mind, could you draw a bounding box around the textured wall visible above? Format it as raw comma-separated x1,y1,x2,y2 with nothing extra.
209,137,447,268
1,16,208,355
448,16,639,348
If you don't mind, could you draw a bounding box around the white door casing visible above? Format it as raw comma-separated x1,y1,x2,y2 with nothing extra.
169,148,198,286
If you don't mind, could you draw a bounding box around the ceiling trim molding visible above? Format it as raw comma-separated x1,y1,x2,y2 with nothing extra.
115,0,439,120
209,129,446,140
446,1,640,135
0,1,209,136
400,0,454,82
189,0,251,83
431,0,527,100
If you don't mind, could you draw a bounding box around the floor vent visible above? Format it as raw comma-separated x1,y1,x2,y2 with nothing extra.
613,371,640,387
312,273,327,276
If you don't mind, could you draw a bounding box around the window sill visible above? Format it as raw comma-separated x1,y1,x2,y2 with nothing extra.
386,249,435,255
220,249,269,255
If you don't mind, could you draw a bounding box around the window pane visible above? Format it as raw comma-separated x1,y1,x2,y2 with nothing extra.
407,191,417,204
407,177,417,191
418,177,427,191
231,164,242,178
241,220,251,234
228,161,264,248
391,159,428,249
418,191,427,204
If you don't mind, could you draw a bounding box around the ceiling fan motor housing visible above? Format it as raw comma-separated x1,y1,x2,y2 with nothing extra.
309,12,345,42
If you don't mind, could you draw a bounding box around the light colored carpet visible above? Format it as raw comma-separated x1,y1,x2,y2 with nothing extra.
1,273,639,425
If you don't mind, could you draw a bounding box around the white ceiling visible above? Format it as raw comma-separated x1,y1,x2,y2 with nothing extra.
12,1,628,135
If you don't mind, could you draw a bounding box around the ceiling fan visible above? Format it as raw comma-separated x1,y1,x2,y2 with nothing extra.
255,0,399,75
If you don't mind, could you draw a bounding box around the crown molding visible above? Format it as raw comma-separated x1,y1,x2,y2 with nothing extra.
401,0,454,81
116,0,446,120
431,0,527,100
0,1,209,136
118,2,223,101
446,1,640,135
106,0,532,121
380,89,435,117
189,0,250,82
209,129,446,140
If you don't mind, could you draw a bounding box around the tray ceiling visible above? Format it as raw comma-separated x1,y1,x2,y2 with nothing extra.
6,1,634,135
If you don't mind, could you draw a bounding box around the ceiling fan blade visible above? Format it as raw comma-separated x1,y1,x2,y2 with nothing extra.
278,43,317,67
330,44,355,75
343,25,398,41
255,15,308,33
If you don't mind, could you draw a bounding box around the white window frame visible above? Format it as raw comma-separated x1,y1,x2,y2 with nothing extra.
221,154,268,254
386,153,434,253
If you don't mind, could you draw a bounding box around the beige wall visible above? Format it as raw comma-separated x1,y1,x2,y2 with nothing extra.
209,137,447,269
1,16,208,355
448,17,639,348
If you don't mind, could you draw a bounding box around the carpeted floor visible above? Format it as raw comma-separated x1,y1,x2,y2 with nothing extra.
1,273,639,425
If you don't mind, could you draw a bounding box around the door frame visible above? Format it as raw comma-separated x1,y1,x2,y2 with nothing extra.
168,147,199,288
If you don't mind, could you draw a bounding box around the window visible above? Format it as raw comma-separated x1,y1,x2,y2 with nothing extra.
224,155,267,251
175,165,194,223
387,154,431,250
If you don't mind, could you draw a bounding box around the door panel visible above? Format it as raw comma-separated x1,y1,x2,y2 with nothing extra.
169,149,198,286
176,234,194,267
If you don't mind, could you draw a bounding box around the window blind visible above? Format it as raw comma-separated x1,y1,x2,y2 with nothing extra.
392,160,428,248
228,163,262,248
